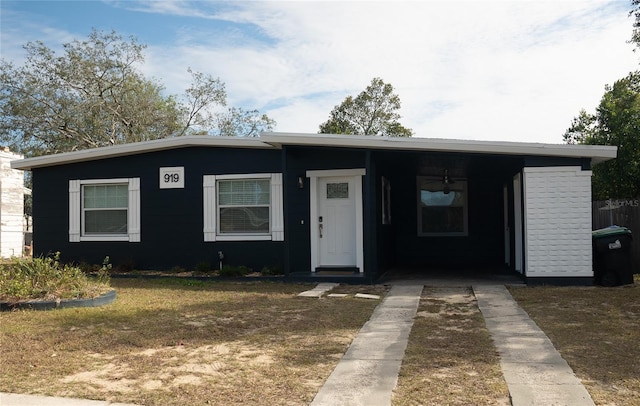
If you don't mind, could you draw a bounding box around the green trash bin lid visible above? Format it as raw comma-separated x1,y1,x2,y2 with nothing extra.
592,225,632,239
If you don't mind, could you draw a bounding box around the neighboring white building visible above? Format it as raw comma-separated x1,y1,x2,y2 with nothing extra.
0,147,25,258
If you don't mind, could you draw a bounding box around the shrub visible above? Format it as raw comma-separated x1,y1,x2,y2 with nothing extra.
97,256,112,284
194,261,212,273
114,258,136,273
218,265,252,277
169,265,187,274
0,252,111,302
261,265,284,276
78,261,100,273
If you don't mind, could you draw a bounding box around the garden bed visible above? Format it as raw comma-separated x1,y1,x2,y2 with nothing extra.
0,289,116,311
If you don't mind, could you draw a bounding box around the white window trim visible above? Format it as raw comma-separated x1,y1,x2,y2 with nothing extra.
417,176,468,237
203,173,284,242
69,178,141,242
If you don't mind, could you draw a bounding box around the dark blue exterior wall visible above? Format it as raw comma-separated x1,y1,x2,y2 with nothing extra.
30,142,592,280
282,146,367,275
524,156,591,170
32,147,284,271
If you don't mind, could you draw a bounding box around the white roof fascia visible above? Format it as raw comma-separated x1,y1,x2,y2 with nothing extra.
11,132,618,170
260,132,617,164
11,136,275,170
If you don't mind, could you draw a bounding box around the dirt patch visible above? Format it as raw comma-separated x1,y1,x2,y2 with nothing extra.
59,340,283,396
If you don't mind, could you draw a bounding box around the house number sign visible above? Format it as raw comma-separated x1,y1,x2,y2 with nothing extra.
159,167,185,189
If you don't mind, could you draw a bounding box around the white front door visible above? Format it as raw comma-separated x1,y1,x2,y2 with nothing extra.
307,168,365,273
318,177,357,266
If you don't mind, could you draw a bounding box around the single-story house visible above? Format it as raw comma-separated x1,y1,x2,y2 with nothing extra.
11,132,617,284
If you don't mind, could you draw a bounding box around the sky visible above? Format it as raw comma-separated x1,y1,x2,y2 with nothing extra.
1,0,638,144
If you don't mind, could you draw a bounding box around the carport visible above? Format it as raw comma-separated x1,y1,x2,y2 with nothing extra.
261,133,616,285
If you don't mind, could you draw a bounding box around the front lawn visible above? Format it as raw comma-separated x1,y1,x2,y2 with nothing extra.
509,279,640,405
0,278,386,405
5,276,638,405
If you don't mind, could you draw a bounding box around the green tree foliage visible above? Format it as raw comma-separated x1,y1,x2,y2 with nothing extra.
319,77,413,137
0,30,274,156
564,72,640,199
213,107,276,137
630,0,640,49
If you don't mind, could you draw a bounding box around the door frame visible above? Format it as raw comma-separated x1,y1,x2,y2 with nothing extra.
307,168,365,273
503,184,510,267
513,172,524,274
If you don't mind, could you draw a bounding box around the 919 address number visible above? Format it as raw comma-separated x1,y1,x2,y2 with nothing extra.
159,167,184,189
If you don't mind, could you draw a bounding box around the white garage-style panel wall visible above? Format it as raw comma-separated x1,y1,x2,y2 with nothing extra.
523,166,593,278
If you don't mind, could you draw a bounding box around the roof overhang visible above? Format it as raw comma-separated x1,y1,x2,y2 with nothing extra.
260,132,617,165
11,136,275,170
10,132,617,170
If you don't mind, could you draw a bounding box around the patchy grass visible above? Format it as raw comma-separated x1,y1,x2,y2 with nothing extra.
12,276,638,405
509,279,640,405
393,287,510,406
0,279,387,406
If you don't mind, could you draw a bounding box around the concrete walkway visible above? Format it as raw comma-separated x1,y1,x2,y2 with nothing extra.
311,280,595,406
0,393,135,406
474,284,596,406
310,284,424,406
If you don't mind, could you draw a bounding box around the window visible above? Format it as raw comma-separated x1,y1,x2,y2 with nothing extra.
83,184,128,235
382,176,391,224
69,178,140,242
203,173,284,241
327,182,349,199
218,179,270,234
417,176,468,236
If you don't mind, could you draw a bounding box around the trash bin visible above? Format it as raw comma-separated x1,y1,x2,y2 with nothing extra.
592,226,634,286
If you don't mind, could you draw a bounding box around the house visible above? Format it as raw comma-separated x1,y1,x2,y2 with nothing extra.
0,147,26,258
10,132,616,284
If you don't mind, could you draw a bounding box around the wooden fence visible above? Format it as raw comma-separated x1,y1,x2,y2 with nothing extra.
592,199,640,273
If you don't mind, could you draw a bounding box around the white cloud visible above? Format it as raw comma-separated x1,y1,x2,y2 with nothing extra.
138,1,637,143
4,0,638,143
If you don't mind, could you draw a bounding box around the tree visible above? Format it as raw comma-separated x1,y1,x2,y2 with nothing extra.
213,107,276,137
564,71,640,199
630,0,640,49
0,29,274,156
319,77,413,137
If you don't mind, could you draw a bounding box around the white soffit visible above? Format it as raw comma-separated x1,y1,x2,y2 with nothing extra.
260,132,617,164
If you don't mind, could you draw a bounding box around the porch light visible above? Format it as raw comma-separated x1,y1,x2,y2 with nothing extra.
298,176,305,189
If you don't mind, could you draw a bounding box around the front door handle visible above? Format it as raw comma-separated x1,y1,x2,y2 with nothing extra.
319,223,323,238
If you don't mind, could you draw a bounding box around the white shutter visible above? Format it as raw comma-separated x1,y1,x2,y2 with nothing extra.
203,175,217,241
128,178,141,242
271,173,284,241
69,180,81,242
